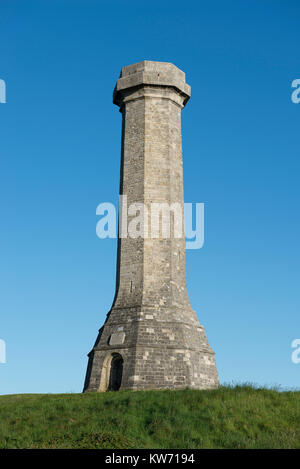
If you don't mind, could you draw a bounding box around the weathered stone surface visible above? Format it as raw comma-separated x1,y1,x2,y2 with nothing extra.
83,61,219,392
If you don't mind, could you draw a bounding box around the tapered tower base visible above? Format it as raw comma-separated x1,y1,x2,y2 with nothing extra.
84,305,219,391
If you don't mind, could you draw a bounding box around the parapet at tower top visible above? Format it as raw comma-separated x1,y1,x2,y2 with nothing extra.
113,60,191,107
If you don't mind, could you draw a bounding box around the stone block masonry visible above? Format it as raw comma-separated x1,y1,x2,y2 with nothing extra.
83,61,219,392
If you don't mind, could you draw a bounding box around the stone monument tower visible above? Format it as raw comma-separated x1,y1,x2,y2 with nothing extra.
83,61,219,391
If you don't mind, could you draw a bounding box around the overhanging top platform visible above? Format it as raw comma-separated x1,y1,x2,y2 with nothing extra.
113,60,191,106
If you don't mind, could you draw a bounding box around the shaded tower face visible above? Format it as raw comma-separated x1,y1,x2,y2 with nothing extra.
84,61,219,392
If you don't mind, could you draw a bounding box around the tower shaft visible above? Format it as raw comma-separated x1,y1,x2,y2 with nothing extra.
115,67,189,312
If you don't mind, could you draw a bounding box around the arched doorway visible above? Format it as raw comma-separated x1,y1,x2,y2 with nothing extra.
108,354,123,391
99,353,123,391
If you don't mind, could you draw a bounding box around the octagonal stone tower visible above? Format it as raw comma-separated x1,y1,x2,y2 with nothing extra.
83,61,219,391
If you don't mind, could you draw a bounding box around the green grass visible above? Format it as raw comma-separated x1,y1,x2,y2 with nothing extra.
0,385,299,449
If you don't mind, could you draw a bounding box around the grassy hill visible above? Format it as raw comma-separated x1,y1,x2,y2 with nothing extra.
0,385,299,449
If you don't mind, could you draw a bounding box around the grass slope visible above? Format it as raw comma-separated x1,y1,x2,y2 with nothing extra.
0,386,299,449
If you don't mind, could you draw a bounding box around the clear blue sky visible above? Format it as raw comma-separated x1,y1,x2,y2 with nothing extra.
1,0,299,394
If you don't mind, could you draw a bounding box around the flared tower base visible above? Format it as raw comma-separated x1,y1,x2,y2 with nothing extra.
83,306,219,392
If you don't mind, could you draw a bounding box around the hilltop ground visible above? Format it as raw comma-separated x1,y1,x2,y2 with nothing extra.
0,385,299,449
